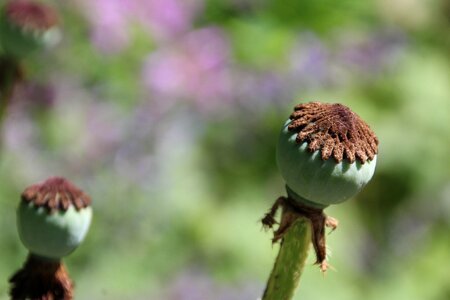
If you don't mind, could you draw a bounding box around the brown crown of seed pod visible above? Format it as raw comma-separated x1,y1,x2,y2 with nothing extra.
287,102,378,164
21,177,91,212
5,0,58,31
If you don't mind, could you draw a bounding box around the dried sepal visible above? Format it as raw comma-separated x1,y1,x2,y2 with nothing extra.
262,196,338,272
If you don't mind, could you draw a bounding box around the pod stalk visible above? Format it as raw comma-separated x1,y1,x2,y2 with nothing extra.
262,215,311,300
9,253,73,300
262,194,338,299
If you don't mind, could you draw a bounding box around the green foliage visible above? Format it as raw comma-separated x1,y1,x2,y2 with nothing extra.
229,18,296,69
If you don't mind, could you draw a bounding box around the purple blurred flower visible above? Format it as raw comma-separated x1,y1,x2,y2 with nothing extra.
289,34,333,89
141,27,232,114
161,269,262,300
337,30,406,76
132,0,201,42
291,37,330,85
287,30,406,91
79,0,132,53
14,81,56,111
233,70,289,112
78,0,200,53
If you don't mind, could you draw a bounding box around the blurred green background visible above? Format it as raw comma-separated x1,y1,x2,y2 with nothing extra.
0,0,449,299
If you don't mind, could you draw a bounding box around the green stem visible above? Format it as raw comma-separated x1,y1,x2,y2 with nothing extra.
0,56,20,121
262,217,311,300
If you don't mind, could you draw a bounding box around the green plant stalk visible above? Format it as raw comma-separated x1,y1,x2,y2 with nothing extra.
262,217,312,300
0,57,20,121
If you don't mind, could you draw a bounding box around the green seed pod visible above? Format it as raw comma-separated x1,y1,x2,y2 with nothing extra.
0,0,59,58
17,177,92,259
276,102,378,207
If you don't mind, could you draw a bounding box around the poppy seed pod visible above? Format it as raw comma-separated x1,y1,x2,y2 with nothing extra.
262,101,379,300
17,177,92,259
0,0,59,58
277,102,378,207
10,177,92,300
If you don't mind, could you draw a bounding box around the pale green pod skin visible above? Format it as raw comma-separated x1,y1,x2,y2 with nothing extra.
17,202,92,260
277,119,377,206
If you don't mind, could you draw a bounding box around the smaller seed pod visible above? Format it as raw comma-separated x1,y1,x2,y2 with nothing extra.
10,176,93,300
18,177,92,259
0,0,59,58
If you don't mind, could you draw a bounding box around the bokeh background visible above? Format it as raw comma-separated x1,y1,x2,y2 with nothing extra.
0,0,449,299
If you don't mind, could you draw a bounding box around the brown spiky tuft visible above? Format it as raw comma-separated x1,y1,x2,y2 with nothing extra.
288,102,378,164
4,0,58,31
9,254,73,300
21,177,91,212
